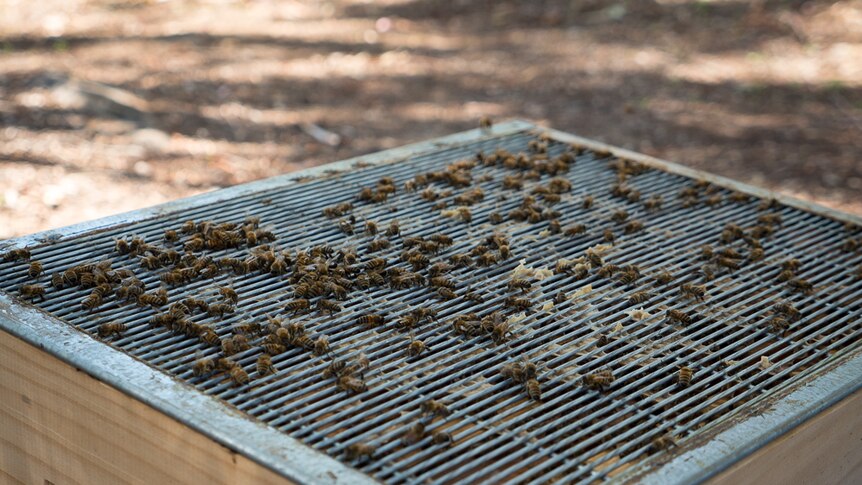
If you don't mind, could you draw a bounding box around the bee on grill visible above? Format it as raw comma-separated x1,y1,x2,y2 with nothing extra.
218,286,239,304
261,340,286,355
700,245,714,260
498,244,512,259
97,321,126,338
504,296,532,311
456,207,472,223
628,291,650,305
228,366,249,386
427,262,452,277
285,298,310,315
436,287,457,300
610,209,629,223
728,192,750,203
345,443,375,461
161,229,179,244
316,299,342,314
680,283,706,301
508,278,532,292
476,252,497,267
525,379,542,401
383,220,400,237
337,219,354,235
221,335,250,356
184,235,205,252
358,313,385,328
233,320,262,336
840,238,859,253
649,271,672,286
50,272,65,288
256,354,276,376
81,291,103,310
449,253,472,268
585,250,603,268
717,247,743,259
580,195,594,209
198,327,220,346
543,193,562,204
365,238,391,253
758,213,783,226
362,220,379,236
26,261,43,279
421,399,450,418
666,309,692,325
312,336,330,356
776,269,795,282
564,224,587,237
270,256,289,275
704,194,722,207
206,303,233,318
139,254,162,271
623,220,644,234
402,422,426,445
788,278,813,294
491,321,512,344
715,257,740,271
582,370,615,390
774,301,800,321
428,233,455,247
430,276,457,289
650,435,676,452
337,375,367,394
643,195,663,211
488,212,504,224
748,247,765,262
2,248,31,262
767,316,789,335
781,258,801,271
192,356,215,377
677,366,693,386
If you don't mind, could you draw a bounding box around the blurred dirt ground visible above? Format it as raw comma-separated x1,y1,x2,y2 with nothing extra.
1,0,860,239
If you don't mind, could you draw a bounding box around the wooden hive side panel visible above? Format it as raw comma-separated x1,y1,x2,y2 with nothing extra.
0,330,292,485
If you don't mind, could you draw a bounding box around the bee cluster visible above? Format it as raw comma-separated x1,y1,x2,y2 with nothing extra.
3,123,861,476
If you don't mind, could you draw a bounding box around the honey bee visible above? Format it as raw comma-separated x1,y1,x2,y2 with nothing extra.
97,321,126,338
781,259,801,271
449,253,472,268
228,366,250,386
508,278,532,292
654,271,673,285
748,247,764,262
680,283,706,301
337,375,367,394
306,336,329,356
457,207,472,223
774,301,800,321
758,213,783,226
406,338,426,357
582,195,594,209
650,435,676,452
218,286,239,304
565,224,587,237
585,250,603,268
199,328,220,346
430,276,456,289
207,303,234,318
666,309,692,325
221,335,250,356
677,366,693,386
435,287,456,300
432,431,454,446
402,422,426,445
2,248,31,262
285,299,310,315
611,209,629,223
628,291,650,305
715,257,740,271
525,379,541,401
192,357,215,376
776,269,795,282
138,288,168,307
504,296,532,311
386,221,400,237
768,316,789,334
81,291,102,310
643,195,663,211
358,313,385,327
623,220,644,234
27,261,43,278
788,278,813,294
583,370,615,390
256,354,276,376
345,443,375,461
421,399,450,418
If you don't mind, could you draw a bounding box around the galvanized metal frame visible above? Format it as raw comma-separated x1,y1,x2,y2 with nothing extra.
0,120,860,484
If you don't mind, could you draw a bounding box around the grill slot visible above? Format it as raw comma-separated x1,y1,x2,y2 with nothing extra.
1,123,860,484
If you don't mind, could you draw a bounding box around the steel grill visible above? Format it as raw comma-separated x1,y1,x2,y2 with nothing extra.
1,120,861,484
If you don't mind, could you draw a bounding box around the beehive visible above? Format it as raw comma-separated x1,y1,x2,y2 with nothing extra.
1,120,861,484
